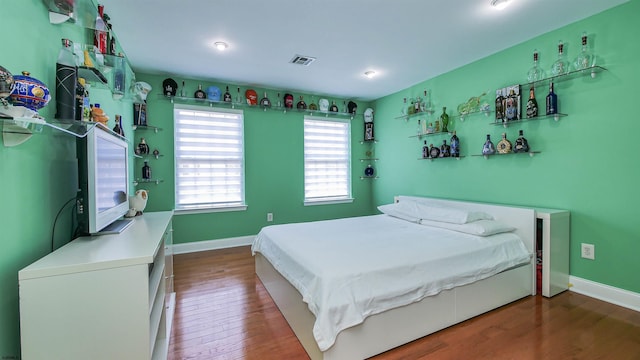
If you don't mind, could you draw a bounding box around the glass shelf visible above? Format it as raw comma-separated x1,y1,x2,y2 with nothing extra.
78,66,108,85
360,139,377,144
160,95,357,119
409,131,452,139
359,158,379,162
134,178,164,185
133,124,163,133
472,151,541,159
489,113,567,127
456,108,492,122
359,176,379,180
525,65,606,88
394,109,435,122
419,156,464,161
1,116,103,147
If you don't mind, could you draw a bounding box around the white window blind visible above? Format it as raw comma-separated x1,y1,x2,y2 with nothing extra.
304,117,351,203
174,105,245,210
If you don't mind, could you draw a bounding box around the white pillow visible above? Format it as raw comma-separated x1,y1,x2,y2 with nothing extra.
377,203,421,223
419,219,515,236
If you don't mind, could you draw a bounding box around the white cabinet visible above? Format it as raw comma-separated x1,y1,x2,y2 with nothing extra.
535,208,570,297
19,211,174,360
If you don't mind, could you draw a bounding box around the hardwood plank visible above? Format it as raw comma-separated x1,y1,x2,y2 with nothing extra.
168,246,640,359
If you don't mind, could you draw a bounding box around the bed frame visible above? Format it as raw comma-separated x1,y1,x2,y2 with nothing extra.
255,196,536,360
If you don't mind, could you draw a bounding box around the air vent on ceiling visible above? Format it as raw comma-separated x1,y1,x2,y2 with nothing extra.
289,54,316,66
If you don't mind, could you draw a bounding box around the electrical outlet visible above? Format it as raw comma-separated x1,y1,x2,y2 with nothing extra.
581,243,595,260
267,213,273,222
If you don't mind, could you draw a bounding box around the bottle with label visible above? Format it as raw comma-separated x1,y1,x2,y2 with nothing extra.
142,160,151,180
297,96,307,110
113,114,124,137
94,5,107,54
329,101,339,112
429,143,440,159
527,49,545,83
546,82,558,115
573,31,594,71
505,88,518,121
422,140,429,158
495,89,505,122
75,78,84,121
550,40,568,76
260,92,271,108
55,38,78,120
308,96,317,111
497,133,512,154
513,130,530,153
223,86,232,102
426,122,434,134
439,107,449,133
440,140,451,157
138,138,150,155
79,78,91,121
364,164,375,177
450,131,460,157
526,86,538,118
194,84,206,100
482,134,496,155
408,98,415,115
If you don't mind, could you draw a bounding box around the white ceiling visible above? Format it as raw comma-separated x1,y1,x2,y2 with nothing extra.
98,0,627,101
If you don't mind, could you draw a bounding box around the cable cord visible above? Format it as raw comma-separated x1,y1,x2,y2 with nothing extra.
51,197,77,252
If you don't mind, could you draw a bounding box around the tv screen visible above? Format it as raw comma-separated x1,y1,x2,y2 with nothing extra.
76,125,130,236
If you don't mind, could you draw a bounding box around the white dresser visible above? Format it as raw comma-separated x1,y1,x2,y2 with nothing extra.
19,211,174,360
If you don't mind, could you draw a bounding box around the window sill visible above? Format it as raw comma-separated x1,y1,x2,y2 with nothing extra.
304,198,354,206
174,204,248,215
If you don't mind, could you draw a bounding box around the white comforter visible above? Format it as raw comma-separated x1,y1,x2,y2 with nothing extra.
251,214,530,352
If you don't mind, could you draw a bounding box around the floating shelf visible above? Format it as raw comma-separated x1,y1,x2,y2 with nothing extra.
1,116,102,147
418,156,464,161
133,124,162,133
359,176,379,180
395,109,435,122
409,131,452,139
490,113,567,127
472,151,541,159
134,178,164,185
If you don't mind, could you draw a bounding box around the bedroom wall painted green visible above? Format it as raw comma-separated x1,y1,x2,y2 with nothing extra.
133,73,375,242
371,0,640,294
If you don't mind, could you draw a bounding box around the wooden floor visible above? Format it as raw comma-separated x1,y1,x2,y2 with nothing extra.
168,246,640,360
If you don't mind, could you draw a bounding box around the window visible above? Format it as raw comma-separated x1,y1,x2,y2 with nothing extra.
174,105,245,211
304,116,352,204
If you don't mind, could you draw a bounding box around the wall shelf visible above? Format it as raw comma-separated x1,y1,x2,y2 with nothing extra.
1,116,102,147
395,109,435,122
133,124,162,133
490,113,567,127
472,151,540,159
419,156,464,161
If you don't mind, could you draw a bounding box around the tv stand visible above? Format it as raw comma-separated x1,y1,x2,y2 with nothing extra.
97,218,134,235
19,211,174,360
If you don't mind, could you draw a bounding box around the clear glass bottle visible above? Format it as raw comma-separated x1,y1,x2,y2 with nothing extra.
450,131,460,157
550,40,569,76
401,97,408,116
416,119,422,136
497,133,512,154
276,92,282,107
482,134,496,155
235,87,241,103
527,49,545,83
573,31,594,71
513,129,530,153
113,54,126,97
526,86,538,118
422,140,429,159
546,82,558,115
420,90,431,112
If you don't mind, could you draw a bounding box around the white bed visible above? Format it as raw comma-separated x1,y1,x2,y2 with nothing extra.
253,196,536,360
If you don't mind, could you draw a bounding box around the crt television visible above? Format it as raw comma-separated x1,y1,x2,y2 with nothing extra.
76,125,130,236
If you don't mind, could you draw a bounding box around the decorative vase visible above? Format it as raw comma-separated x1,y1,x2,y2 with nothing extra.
9,71,51,112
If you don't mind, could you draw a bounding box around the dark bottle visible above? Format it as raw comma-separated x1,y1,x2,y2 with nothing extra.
429,143,440,159
495,89,505,122
260,92,271,108
450,131,460,157
422,140,429,158
223,86,232,102
329,101,339,112
440,140,451,157
482,134,496,155
546,82,558,115
364,164,375,177
113,114,124,137
142,161,151,180
55,38,78,120
138,137,150,154
75,78,84,121
526,86,538,118
513,130,530,153
194,84,206,100
296,96,307,110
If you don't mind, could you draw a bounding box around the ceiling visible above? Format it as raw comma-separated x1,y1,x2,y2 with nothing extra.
98,0,627,101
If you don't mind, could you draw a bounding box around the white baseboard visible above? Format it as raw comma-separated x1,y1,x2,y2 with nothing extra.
172,235,255,254
570,276,640,313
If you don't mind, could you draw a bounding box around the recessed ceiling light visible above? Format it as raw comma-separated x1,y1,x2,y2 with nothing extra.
214,41,228,51
490,0,511,10
364,71,376,79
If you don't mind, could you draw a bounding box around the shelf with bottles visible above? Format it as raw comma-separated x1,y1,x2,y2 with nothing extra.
359,158,379,163
134,178,164,185
133,124,163,133
455,107,492,122
525,65,606,89
490,112,568,127
472,151,540,159
419,155,464,162
1,115,105,147
409,131,452,139
395,109,435,122
359,175,379,180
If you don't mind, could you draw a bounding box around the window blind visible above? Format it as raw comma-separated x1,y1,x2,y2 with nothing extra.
304,117,351,202
174,105,245,210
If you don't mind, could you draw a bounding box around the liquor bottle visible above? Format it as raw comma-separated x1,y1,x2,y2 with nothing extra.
416,119,422,136
440,140,451,157
180,81,186,97
235,87,241,103
420,90,432,112
329,101,339,112
450,131,460,157
505,88,518,121
434,120,440,133
527,49,545,83
297,96,307,110
413,96,421,113
260,92,271,108
482,134,496,155
408,98,415,115
308,96,317,111
426,122,434,134
364,164,375,177
513,129,530,153
55,38,78,120
497,133,512,154
495,89,505,123
138,137,150,155
573,31,594,71
113,114,124,137
75,78,84,121
546,82,558,115
422,140,429,158
142,161,151,180
439,107,449,133
94,5,107,54
525,86,538,118
550,40,568,76
223,86,232,102
401,97,408,116
342,100,347,113
79,78,91,122
429,143,440,159
276,92,282,107
194,84,206,100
